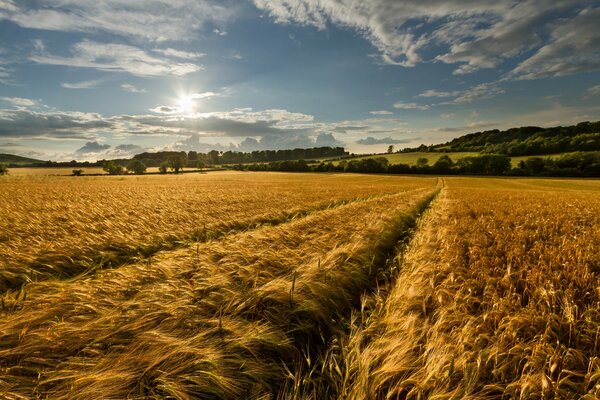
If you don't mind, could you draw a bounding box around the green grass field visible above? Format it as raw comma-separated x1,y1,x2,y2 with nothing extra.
326,152,479,166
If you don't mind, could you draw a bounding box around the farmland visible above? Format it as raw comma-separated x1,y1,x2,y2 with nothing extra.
327,150,600,167
1,171,600,399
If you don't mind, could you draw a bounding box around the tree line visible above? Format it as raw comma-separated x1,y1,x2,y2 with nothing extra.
130,146,347,167
231,152,600,177
400,121,600,157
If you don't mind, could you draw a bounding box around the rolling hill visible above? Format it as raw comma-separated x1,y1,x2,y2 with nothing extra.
0,153,44,166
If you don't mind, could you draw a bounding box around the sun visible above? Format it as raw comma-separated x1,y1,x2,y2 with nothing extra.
177,95,194,114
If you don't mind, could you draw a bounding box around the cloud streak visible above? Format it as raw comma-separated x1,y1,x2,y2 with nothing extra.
1,0,236,42
62,79,101,89
31,40,202,77
253,1,596,79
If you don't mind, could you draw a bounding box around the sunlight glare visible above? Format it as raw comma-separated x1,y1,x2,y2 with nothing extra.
177,95,194,114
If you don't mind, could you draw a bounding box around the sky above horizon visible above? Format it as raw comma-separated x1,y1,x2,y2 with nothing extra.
0,0,599,161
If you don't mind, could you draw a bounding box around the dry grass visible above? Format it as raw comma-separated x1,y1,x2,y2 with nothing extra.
0,184,437,399
0,172,436,291
344,179,600,399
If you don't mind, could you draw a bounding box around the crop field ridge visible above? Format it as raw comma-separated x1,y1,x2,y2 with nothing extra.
0,186,434,294
0,187,438,399
276,189,440,399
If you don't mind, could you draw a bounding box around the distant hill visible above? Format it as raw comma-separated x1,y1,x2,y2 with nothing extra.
419,121,600,156
0,153,44,166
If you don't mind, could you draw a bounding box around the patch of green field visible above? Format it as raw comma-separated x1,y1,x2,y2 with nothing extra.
509,151,600,166
326,152,480,166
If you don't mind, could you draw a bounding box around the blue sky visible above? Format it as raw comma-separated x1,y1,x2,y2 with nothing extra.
0,0,599,161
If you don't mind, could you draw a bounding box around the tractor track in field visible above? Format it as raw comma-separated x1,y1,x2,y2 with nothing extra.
277,186,442,398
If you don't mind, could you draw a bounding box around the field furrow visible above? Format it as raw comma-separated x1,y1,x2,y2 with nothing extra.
0,186,438,399
0,173,437,292
344,181,600,399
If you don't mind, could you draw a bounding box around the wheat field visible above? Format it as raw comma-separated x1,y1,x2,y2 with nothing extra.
1,171,599,399
0,172,435,292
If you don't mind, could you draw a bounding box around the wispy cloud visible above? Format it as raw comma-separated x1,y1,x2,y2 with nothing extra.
1,0,237,42
584,85,600,99
509,7,600,80
253,1,596,79
61,79,101,89
191,92,217,100
369,110,394,115
393,102,430,111
152,48,205,60
31,40,202,77
75,141,110,154
450,83,505,104
418,89,460,98
121,83,147,93
0,96,35,107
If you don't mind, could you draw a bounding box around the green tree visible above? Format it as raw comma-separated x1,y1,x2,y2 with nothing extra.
158,162,169,174
102,161,125,175
387,145,394,154
433,155,453,173
168,155,187,173
0,163,8,175
197,160,205,170
127,159,147,175
207,150,220,165
415,157,429,168
72,169,83,176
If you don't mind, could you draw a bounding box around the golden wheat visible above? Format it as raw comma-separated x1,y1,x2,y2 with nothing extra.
0,175,437,399
0,172,436,291
345,178,600,399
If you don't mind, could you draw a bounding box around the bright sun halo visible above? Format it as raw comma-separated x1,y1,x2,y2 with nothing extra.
177,95,194,114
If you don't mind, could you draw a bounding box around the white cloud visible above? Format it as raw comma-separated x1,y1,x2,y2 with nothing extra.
31,40,202,77
225,51,243,60
213,29,228,36
253,1,593,79
393,101,430,111
207,108,314,125
61,79,100,89
121,83,147,93
509,8,600,80
315,132,344,147
191,92,217,100
149,105,180,115
450,83,504,104
0,109,109,139
0,0,18,13
152,48,205,60
0,96,35,107
418,89,460,98
75,141,110,153
369,110,394,115
0,65,10,79
1,1,236,42
585,85,600,98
